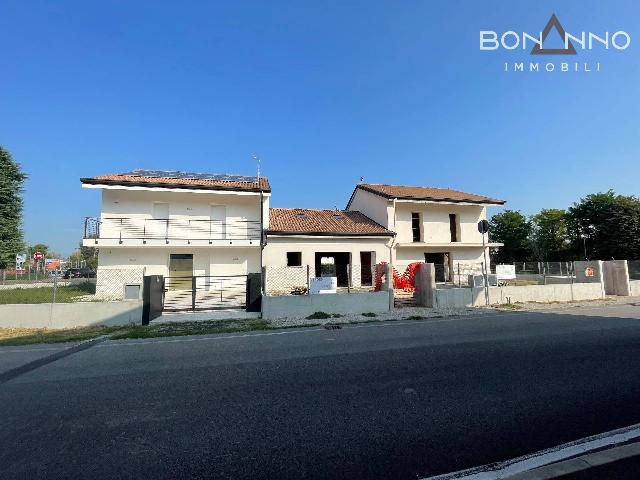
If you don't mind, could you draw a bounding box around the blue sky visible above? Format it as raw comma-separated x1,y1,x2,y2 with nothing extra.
1,0,638,255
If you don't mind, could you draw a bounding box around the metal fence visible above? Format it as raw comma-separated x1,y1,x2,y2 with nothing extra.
84,217,262,242
264,264,377,296
490,261,578,286
163,275,247,311
0,276,97,306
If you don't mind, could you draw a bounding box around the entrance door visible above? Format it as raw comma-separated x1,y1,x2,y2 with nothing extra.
360,252,373,286
168,254,193,290
424,252,447,282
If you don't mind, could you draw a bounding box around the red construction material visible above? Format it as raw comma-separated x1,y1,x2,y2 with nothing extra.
374,261,422,292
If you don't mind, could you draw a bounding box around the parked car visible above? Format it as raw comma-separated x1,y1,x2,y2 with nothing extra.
63,268,96,279
49,269,65,278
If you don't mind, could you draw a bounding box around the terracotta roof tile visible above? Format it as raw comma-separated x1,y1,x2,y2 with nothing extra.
354,183,505,205
268,208,393,236
81,170,270,193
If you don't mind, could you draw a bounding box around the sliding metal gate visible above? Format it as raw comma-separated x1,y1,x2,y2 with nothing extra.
163,275,248,312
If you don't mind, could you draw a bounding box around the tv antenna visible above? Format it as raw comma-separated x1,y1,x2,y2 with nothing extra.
252,153,261,182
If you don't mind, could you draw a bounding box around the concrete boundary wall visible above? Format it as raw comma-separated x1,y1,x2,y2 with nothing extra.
434,282,605,309
262,291,391,320
0,301,143,329
603,260,632,296
631,280,640,297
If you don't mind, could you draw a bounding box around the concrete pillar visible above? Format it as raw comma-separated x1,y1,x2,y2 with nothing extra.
602,260,631,296
385,263,394,311
414,263,435,308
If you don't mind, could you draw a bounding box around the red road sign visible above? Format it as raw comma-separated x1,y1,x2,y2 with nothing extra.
33,251,43,261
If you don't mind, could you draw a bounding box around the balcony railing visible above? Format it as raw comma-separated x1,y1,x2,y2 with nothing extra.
84,217,262,244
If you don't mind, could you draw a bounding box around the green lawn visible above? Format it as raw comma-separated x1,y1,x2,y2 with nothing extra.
109,319,271,340
0,325,122,346
0,320,272,346
0,282,96,304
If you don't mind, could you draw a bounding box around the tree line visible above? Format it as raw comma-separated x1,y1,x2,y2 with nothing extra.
489,191,640,264
0,146,98,274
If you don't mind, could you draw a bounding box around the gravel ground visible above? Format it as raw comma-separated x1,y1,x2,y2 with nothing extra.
267,296,640,328
499,295,640,312
267,305,493,328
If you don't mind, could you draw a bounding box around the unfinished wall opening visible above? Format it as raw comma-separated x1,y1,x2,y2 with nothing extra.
315,252,350,287
360,251,373,286
412,212,421,242
424,252,451,282
449,214,459,242
287,251,302,267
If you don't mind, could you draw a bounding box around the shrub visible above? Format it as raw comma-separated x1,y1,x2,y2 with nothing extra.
306,311,331,320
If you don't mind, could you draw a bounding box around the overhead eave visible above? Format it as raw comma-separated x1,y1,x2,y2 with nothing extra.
81,182,271,196
394,198,505,207
266,232,395,239
396,242,504,248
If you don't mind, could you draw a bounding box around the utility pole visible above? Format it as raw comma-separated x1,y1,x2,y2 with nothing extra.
478,220,490,305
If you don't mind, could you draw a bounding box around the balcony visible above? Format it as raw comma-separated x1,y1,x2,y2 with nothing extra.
83,216,262,247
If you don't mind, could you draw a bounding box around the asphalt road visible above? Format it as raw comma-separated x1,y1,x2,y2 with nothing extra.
1,304,640,479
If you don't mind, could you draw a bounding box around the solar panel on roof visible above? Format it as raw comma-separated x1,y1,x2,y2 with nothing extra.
126,169,257,182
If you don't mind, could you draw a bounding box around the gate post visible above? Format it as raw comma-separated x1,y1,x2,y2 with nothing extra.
191,276,197,312
142,275,164,325
246,273,262,312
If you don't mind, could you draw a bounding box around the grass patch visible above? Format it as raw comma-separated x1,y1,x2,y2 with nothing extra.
0,325,121,346
305,311,332,320
0,282,96,305
361,312,377,317
406,315,424,320
331,313,344,318
110,319,271,340
497,303,524,310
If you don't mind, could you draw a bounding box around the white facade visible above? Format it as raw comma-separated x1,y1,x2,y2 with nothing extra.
262,235,393,294
347,187,503,281
83,183,268,300
83,176,505,300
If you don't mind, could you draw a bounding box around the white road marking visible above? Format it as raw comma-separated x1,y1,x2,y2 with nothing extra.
421,422,640,480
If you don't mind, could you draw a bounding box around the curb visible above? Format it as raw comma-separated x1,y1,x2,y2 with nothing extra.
0,335,111,384
421,422,640,480
509,441,640,479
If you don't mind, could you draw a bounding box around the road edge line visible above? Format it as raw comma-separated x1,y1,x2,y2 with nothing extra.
420,422,640,480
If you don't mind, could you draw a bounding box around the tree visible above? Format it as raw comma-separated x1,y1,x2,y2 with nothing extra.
489,210,532,263
0,146,28,271
530,209,571,261
30,243,50,257
567,191,640,260
73,241,98,269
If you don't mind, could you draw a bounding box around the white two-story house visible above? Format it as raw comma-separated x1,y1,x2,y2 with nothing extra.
82,171,505,308
81,170,269,309
346,183,505,282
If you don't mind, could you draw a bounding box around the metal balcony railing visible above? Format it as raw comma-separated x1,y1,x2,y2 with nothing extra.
83,217,262,244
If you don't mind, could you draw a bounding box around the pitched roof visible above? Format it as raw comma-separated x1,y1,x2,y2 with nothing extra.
81,169,270,193
267,208,393,237
351,183,505,205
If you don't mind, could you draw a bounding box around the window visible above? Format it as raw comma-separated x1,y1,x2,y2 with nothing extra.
287,252,302,267
449,214,458,242
411,212,421,242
